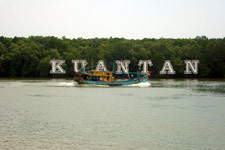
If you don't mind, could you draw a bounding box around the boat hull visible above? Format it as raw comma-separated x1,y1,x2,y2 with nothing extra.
81,74,148,86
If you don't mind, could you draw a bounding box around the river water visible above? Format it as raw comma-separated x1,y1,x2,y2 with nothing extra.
0,79,224,150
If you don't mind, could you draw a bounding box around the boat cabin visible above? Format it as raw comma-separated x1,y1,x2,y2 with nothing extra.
84,70,114,82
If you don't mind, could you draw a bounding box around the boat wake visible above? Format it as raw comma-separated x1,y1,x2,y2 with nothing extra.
56,81,151,87
0,80,150,88
57,82,76,87
44,81,77,87
123,82,151,87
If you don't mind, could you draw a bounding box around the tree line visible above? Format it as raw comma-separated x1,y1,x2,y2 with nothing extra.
0,36,224,78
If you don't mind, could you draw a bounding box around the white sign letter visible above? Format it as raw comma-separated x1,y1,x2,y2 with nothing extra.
138,60,153,74
72,60,88,72
96,60,107,71
79,60,88,72
184,60,199,74
50,60,66,74
72,60,79,72
160,60,175,74
116,60,130,74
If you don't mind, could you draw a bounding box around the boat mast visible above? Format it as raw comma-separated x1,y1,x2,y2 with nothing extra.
112,60,115,73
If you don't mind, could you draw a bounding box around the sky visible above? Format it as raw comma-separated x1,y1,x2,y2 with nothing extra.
0,0,225,39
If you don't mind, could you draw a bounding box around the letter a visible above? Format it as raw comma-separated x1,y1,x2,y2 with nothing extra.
96,60,107,71
160,60,175,74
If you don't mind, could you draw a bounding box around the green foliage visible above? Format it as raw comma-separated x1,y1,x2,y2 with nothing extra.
0,36,224,78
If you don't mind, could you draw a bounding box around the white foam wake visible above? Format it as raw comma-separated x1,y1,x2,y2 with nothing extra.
58,82,76,86
45,81,77,87
124,82,151,87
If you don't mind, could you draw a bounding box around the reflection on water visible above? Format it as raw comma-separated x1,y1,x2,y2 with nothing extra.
0,79,224,150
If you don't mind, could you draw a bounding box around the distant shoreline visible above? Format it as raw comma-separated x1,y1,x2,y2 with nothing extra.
0,36,224,78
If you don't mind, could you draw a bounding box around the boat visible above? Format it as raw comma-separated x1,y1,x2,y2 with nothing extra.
74,70,152,86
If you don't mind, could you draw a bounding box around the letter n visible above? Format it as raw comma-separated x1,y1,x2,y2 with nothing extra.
184,60,199,74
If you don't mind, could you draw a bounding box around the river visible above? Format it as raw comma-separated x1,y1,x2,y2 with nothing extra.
0,79,224,150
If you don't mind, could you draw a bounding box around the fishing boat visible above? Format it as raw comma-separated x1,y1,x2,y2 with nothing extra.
74,69,152,86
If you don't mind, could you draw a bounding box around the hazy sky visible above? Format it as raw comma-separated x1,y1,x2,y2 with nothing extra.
0,0,225,39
